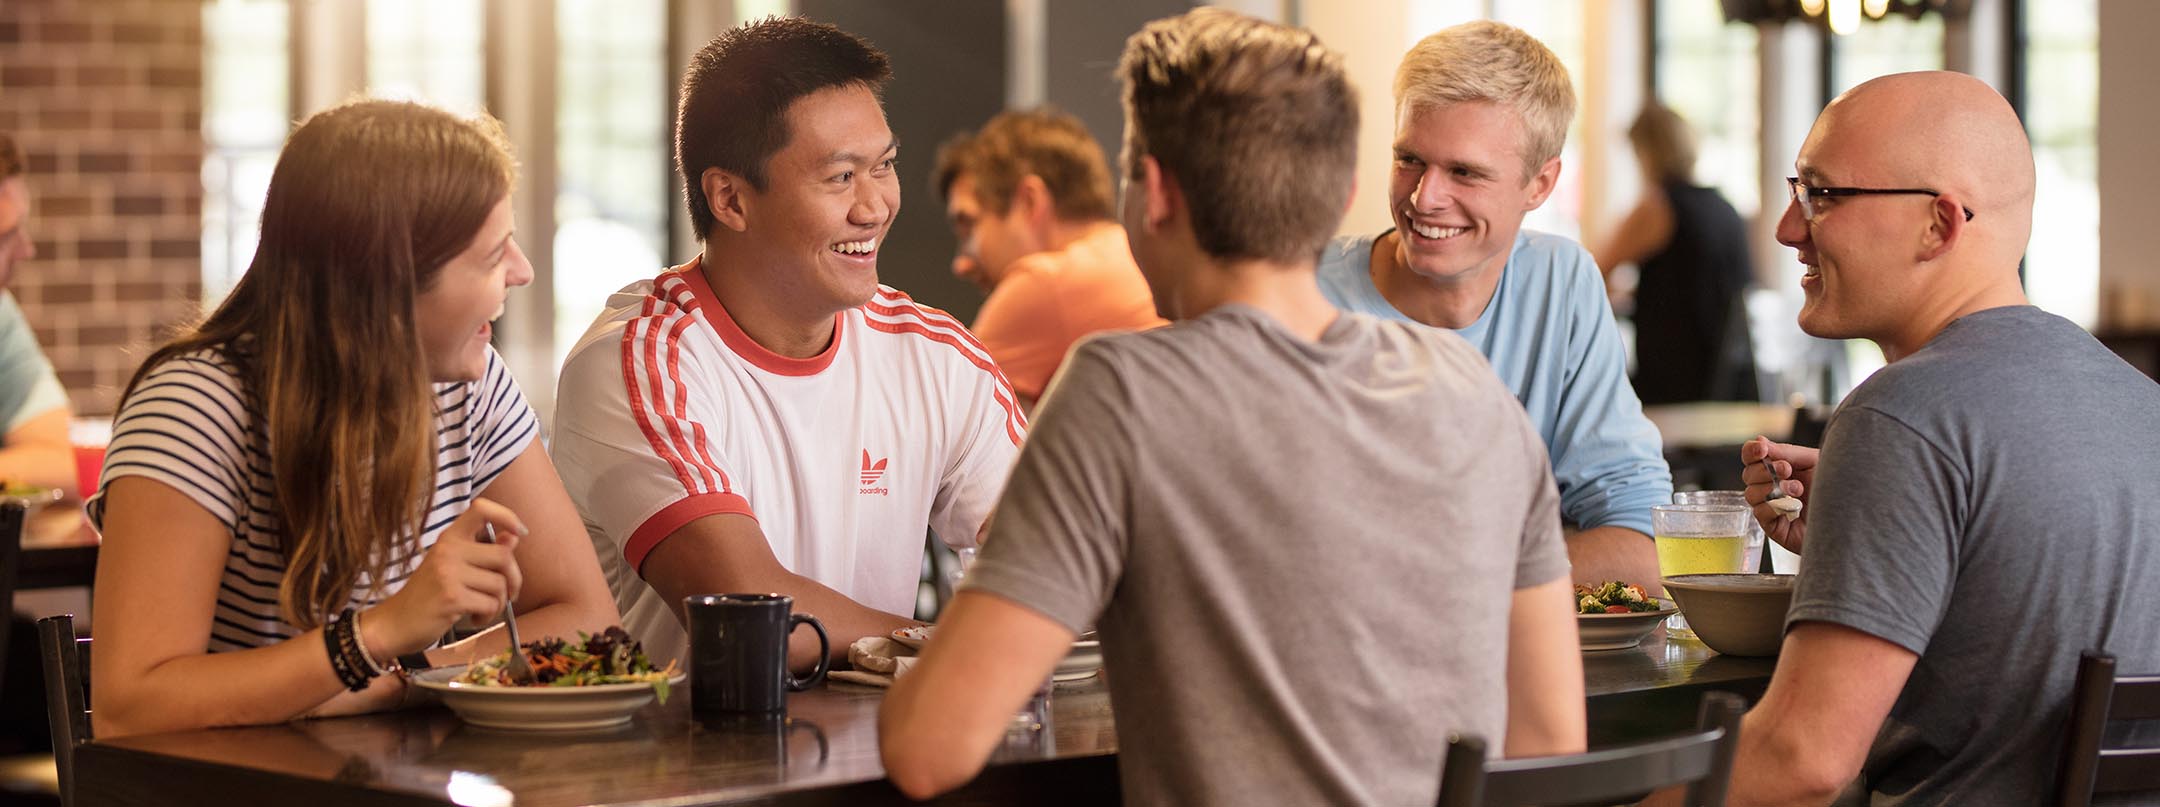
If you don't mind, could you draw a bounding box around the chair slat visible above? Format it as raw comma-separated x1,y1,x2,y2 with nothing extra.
1438,691,1747,807
2094,748,2160,794
2106,676,2160,721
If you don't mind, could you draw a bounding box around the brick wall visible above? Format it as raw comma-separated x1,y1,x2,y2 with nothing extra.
0,0,206,417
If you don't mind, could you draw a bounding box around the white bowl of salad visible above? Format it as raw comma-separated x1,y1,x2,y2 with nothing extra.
1574,581,1678,651
411,627,682,731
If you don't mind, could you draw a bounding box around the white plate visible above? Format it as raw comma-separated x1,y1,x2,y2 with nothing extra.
893,626,1101,680
411,666,686,731
1054,639,1102,681
1576,602,1679,652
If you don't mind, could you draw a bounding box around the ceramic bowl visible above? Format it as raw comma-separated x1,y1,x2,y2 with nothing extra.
1661,573,1796,657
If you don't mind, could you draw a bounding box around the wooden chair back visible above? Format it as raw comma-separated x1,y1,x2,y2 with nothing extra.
38,614,91,807
1437,691,1746,807
2056,650,2160,806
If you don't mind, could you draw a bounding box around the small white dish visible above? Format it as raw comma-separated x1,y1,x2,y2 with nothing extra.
1576,601,1679,652
410,666,685,731
889,625,933,649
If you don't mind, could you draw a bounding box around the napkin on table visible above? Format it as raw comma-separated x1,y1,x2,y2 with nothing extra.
828,636,920,687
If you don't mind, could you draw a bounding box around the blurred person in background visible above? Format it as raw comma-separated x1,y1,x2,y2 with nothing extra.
0,133,77,496
1594,102,1758,405
934,109,1164,410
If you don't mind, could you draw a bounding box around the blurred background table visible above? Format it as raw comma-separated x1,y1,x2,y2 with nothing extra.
18,502,97,591
1646,402,1805,493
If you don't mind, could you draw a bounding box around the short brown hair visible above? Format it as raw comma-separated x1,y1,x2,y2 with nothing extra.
1627,102,1697,183
1395,21,1574,180
1118,8,1357,263
675,17,891,241
0,134,23,180
936,108,1114,222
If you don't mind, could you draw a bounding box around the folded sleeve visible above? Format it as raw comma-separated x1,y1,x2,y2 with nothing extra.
1545,249,1674,534
88,353,253,531
1784,406,1962,654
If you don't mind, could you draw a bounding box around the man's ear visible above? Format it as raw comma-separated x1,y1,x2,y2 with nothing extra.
1917,193,1965,262
1014,175,1055,227
1521,155,1563,211
703,167,751,234
1139,156,1178,234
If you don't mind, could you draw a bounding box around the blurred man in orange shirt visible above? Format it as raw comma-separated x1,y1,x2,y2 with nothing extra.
936,109,1164,409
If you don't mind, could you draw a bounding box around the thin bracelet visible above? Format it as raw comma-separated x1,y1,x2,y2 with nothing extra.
351,610,388,677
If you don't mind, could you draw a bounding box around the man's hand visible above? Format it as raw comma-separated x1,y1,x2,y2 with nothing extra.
880,590,1074,800
1741,437,1816,554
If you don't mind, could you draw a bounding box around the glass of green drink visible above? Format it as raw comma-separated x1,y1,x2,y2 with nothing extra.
1652,503,1753,639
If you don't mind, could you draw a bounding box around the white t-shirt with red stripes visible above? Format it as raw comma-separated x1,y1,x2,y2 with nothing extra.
552,261,1026,664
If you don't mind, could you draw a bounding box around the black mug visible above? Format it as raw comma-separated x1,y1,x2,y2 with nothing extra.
687,593,830,715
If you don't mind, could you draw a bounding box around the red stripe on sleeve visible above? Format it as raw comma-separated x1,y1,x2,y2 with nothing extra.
664,311,732,492
623,492,756,573
642,300,719,492
620,299,703,492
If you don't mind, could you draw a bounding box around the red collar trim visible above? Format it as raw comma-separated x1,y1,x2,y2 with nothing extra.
673,256,845,377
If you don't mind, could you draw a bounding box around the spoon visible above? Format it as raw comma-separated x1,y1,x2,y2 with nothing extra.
1761,457,1804,520
480,523,537,685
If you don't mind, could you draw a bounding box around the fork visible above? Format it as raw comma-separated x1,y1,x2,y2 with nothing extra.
479,523,537,685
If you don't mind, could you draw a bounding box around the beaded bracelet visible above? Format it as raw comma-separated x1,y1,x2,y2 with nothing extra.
323,608,377,692
351,610,388,677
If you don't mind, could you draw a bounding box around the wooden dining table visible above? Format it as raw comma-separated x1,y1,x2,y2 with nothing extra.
71,632,1774,806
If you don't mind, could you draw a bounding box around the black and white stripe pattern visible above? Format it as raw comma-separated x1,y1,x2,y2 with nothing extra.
88,345,538,652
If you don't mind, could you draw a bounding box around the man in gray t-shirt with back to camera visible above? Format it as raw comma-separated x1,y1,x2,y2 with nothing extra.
1704,71,2160,806
879,8,1586,806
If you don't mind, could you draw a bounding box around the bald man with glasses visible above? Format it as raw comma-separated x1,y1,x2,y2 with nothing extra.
1664,72,2160,805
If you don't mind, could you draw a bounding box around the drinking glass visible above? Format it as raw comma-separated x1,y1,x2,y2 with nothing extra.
1672,490,1765,573
1651,503,1753,639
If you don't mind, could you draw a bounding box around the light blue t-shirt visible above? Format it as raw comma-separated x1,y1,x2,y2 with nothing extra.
1316,229,1672,535
0,292,68,436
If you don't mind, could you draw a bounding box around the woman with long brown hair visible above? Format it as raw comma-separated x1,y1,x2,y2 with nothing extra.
87,99,616,735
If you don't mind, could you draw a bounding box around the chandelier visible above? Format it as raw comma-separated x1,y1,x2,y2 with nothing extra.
1721,0,1971,35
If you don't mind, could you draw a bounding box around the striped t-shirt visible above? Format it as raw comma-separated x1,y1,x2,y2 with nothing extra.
87,344,540,652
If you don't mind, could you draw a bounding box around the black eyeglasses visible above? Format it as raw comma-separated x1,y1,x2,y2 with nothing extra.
1786,177,1974,222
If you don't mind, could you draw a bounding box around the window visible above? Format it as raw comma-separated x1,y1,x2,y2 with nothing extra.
201,0,290,302
365,0,485,113
1830,13,1944,94
1492,0,1587,239
2023,0,2099,328
1654,0,1760,219
554,0,669,370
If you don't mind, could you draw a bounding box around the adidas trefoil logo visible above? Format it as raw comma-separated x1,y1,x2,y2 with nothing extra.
859,449,890,496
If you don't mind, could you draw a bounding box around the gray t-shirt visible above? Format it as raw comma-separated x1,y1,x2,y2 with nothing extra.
964,304,1569,806
1789,306,2160,806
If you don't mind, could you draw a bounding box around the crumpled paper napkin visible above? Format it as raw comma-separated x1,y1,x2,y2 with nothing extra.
827,636,920,687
